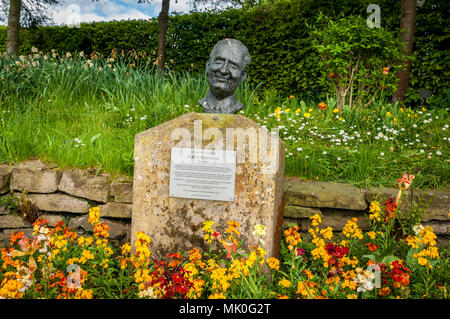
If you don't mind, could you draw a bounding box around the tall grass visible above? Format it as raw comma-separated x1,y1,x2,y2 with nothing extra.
0,51,448,189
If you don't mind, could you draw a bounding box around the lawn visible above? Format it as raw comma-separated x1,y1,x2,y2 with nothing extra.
0,49,448,189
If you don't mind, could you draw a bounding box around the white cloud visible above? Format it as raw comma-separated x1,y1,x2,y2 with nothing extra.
49,0,154,26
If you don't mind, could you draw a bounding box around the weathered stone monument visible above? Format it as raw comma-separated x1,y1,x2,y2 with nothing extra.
130,113,285,260
131,39,284,260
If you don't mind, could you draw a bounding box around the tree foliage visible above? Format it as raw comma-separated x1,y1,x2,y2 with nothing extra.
0,0,447,104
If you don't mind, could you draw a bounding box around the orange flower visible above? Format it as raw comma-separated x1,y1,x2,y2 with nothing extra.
397,172,415,191
93,222,110,239
9,232,24,246
329,72,335,79
365,242,378,252
378,286,391,296
382,67,389,75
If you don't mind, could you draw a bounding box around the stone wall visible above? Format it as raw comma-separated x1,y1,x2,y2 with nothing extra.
0,160,449,248
0,161,132,247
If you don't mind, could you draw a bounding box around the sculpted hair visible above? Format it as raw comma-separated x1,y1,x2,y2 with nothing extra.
207,39,251,72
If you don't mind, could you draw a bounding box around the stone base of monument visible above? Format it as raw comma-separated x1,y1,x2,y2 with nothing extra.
131,113,285,260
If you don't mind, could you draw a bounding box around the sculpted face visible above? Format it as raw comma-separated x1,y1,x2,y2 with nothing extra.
207,42,247,99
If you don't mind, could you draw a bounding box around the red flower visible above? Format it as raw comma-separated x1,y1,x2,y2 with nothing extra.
295,247,305,256
382,67,389,75
329,72,336,79
365,242,378,252
384,197,397,222
397,172,415,191
325,243,349,258
318,102,327,110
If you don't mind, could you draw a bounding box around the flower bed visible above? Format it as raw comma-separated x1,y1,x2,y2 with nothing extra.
0,174,448,299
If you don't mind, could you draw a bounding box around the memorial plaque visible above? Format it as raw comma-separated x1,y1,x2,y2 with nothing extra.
169,147,236,202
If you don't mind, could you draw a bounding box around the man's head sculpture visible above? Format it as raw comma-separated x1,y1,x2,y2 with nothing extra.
199,39,251,114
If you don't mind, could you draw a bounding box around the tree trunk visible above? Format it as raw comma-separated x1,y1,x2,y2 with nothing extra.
392,0,416,104
6,0,22,56
157,0,170,76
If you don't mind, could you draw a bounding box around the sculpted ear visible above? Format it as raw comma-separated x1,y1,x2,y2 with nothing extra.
240,72,247,83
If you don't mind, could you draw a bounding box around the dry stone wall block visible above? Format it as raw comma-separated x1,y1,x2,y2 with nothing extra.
10,168,60,193
58,171,109,203
28,194,90,213
285,181,367,211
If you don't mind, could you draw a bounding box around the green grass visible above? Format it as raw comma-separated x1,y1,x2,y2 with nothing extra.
0,51,448,189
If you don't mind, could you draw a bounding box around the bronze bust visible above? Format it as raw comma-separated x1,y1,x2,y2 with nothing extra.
199,39,251,114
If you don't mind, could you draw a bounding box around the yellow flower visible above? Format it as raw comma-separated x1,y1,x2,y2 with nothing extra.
285,108,291,113
332,108,339,113
320,227,333,240
253,224,267,238
386,112,392,117
88,207,100,226
303,112,311,118
274,107,282,119
367,231,376,240
246,251,258,267
121,242,131,256
266,257,280,270
209,292,226,299
226,220,240,238
278,277,291,288
310,214,322,227
406,235,419,248
296,281,316,299
295,108,301,114
342,217,363,240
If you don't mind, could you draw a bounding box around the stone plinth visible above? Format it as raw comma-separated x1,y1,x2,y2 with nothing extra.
131,113,285,260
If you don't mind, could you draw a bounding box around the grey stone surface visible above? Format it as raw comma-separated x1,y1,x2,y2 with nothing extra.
0,206,9,215
423,220,449,235
0,228,33,245
284,205,321,219
110,181,133,203
69,215,129,240
13,159,56,171
99,202,132,219
10,168,61,193
199,39,250,114
0,165,12,194
0,214,32,228
39,213,65,227
28,193,89,213
58,171,109,203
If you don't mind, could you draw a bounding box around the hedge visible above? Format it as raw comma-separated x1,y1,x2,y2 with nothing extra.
1,0,448,102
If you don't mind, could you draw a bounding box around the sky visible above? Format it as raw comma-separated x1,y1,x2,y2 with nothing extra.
50,0,230,26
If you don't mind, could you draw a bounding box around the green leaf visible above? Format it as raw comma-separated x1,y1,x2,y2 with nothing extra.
380,255,400,265
363,254,377,263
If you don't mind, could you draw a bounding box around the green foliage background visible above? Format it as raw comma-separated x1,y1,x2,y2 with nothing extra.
0,0,448,103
